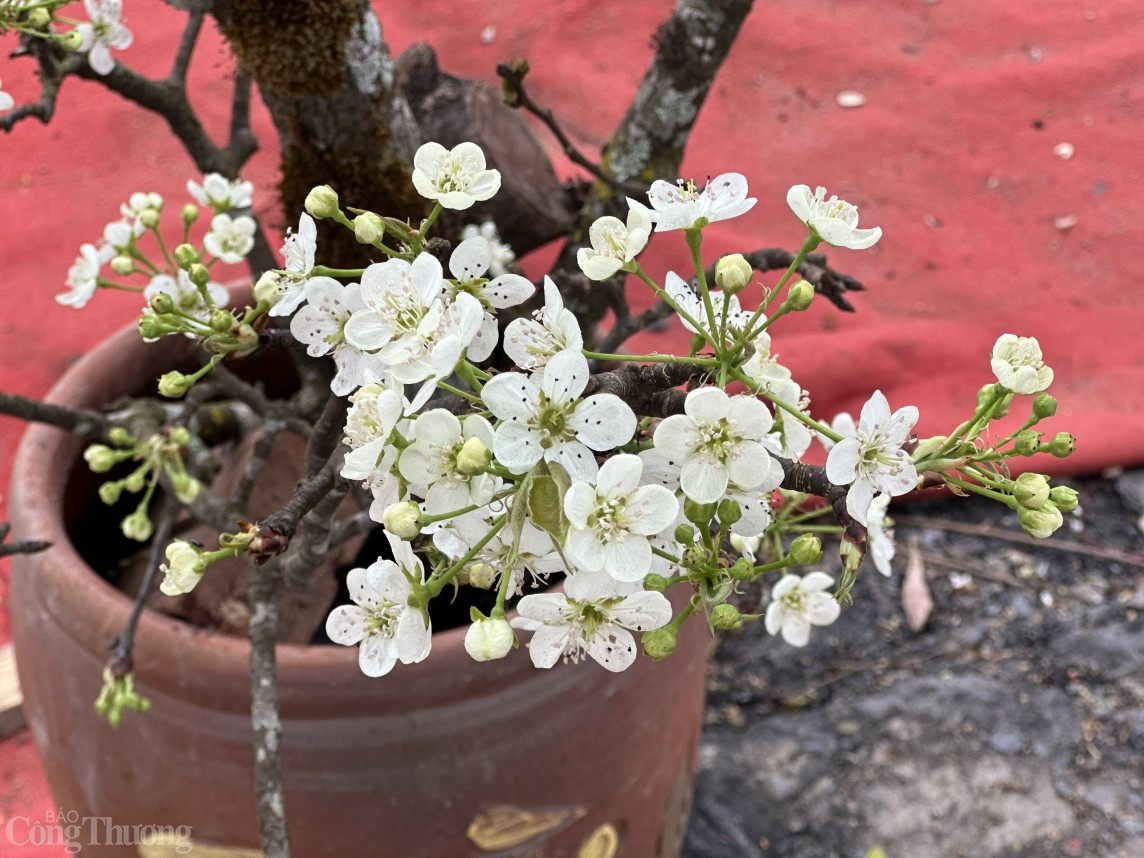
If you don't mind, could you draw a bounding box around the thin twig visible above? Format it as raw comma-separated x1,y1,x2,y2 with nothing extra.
168,10,204,86
0,391,114,439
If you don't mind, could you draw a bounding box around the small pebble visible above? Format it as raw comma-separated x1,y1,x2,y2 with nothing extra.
1054,142,1075,160
836,90,867,108
1053,214,1079,231
480,25,497,44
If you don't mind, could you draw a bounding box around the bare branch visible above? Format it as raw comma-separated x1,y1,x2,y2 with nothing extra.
168,10,204,86
0,390,114,439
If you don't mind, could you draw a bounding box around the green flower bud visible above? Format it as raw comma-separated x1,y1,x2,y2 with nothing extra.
138,209,161,231
382,501,422,540
463,617,515,662
714,253,753,294
230,323,260,357
684,497,717,528
789,533,823,566
98,481,124,505
729,557,754,581
181,204,200,225
353,213,386,245
643,573,670,592
253,271,282,307
786,279,815,311
209,309,234,333
188,263,210,288
26,8,51,29
121,510,154,542
168,427,191,446
158,371,192,399
912,436,948,462
1047,432,1076,458
172,474,202,504
1049,485,1079,512
55,29,84,52
1013,472,1051,510
123,470,146,493
110,255,135,276
1013,430,1042,457
1016,503,1063,540
149,293,176,315
1032,394,1057,419
467,563,496,590
455,436,492,476
84,444,118,473
716,498,743,527
673,523,696,545
173,243,199,270
108,427,134,447
304,185,340,219
710,603,743,629
642,627,678,661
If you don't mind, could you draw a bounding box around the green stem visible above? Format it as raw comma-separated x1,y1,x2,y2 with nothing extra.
630,263,717,352
581,350,719,367
739,233,819,342
426,513,507,597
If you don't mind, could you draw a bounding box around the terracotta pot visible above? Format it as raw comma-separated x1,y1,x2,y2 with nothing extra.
9,321,710,856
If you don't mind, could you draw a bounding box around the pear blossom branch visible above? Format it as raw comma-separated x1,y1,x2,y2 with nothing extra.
281,457,350,590
582,360,710,419
0,391,114,439
168,10,204,85
249,453,343,563
772,454,867,550
305,394,349,476
0,35,69,130
0,522,51,558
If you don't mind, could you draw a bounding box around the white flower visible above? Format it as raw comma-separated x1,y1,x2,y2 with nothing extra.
57,242,114,308
268,213,318,317
446,235,534,361
325,539,432,677
341,385,409,515
764,572,841,647
990,334,1054,394
643,173,756,232
289,277,382,396
825,390,919,526
503,276,583,372
120,192,162,231
512,569,673,671
344,253,446,352
665,270,750,342
411,141,501,210
786,184,882,250
866,494,896,577
187,173,253,211
203,213,256,264
464,617,515,662
461,220,515,276
158,540,206,596
563,454,679,582
0,80,14,113
76,0,133,76
398,410,496,515
102,220,136,251
483,349,636,482
576,204,653,280
653,388,780,504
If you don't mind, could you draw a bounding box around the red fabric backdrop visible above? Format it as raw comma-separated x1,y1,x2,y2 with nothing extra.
2,1,1142,849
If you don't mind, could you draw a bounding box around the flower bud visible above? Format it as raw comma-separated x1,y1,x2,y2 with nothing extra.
168,427,191,446
158,371,192,398
123,470,146,493
181,204,199,225
209,309,234,333
710,603,743,629
786,279,815,311
1032,394,1057,419
730,533,761,562
1013,430,1042,457
673,524,695,545
84,444,118,473
253,271,282,307
1049,485,1079,512
714,253,753,294
455,436,492,476
353,213,386,245
188,263,210,288
1047,432,1076,458
110,255,135,276
716,498,743,526
149,292,176,315
55,29,84,52
304,185,340,219
1016,503,1063,540
643,573,670,592
1013,472,1050,510
789,533,823,566
463,617,515,662
911,436,948,462
382,501,422,540
173,243,200,270
26,8,51,29
172,474,202,504
121,510,154,542
729,557,754,581
108,427,134,447
467,563,496,590
683,497,717,528
139,209,161,231
98,481,124,505
159,540,208,596
641,627,678,661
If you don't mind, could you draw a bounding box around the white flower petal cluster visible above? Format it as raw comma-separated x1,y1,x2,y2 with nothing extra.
120,192,162,232
765,572,841,647
563,454,679,582
326,539,432,677
340,385,409,515
289,277,382,396
398,410,496,515
825,390,918,526
204,214,256,264
412,141,501,210
512,569,673,672
653,388,782,505
665,271,750,342
643,173,755,232
786,185,882,250
866,494,896,577
990,334,1053,394
158,540,206,596
461,220,515,277
0,80,14,113
576,204,653,281
267,213,318,318
77,0,133,76
57,243,114,308
187,173,253,211
446,236,533,361
503,276,583,372
483,349,636,482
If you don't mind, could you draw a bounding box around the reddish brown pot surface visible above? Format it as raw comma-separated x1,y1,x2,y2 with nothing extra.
9,322,710,857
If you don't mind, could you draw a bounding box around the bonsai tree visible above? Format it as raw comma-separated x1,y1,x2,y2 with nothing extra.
0,2,1077,855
